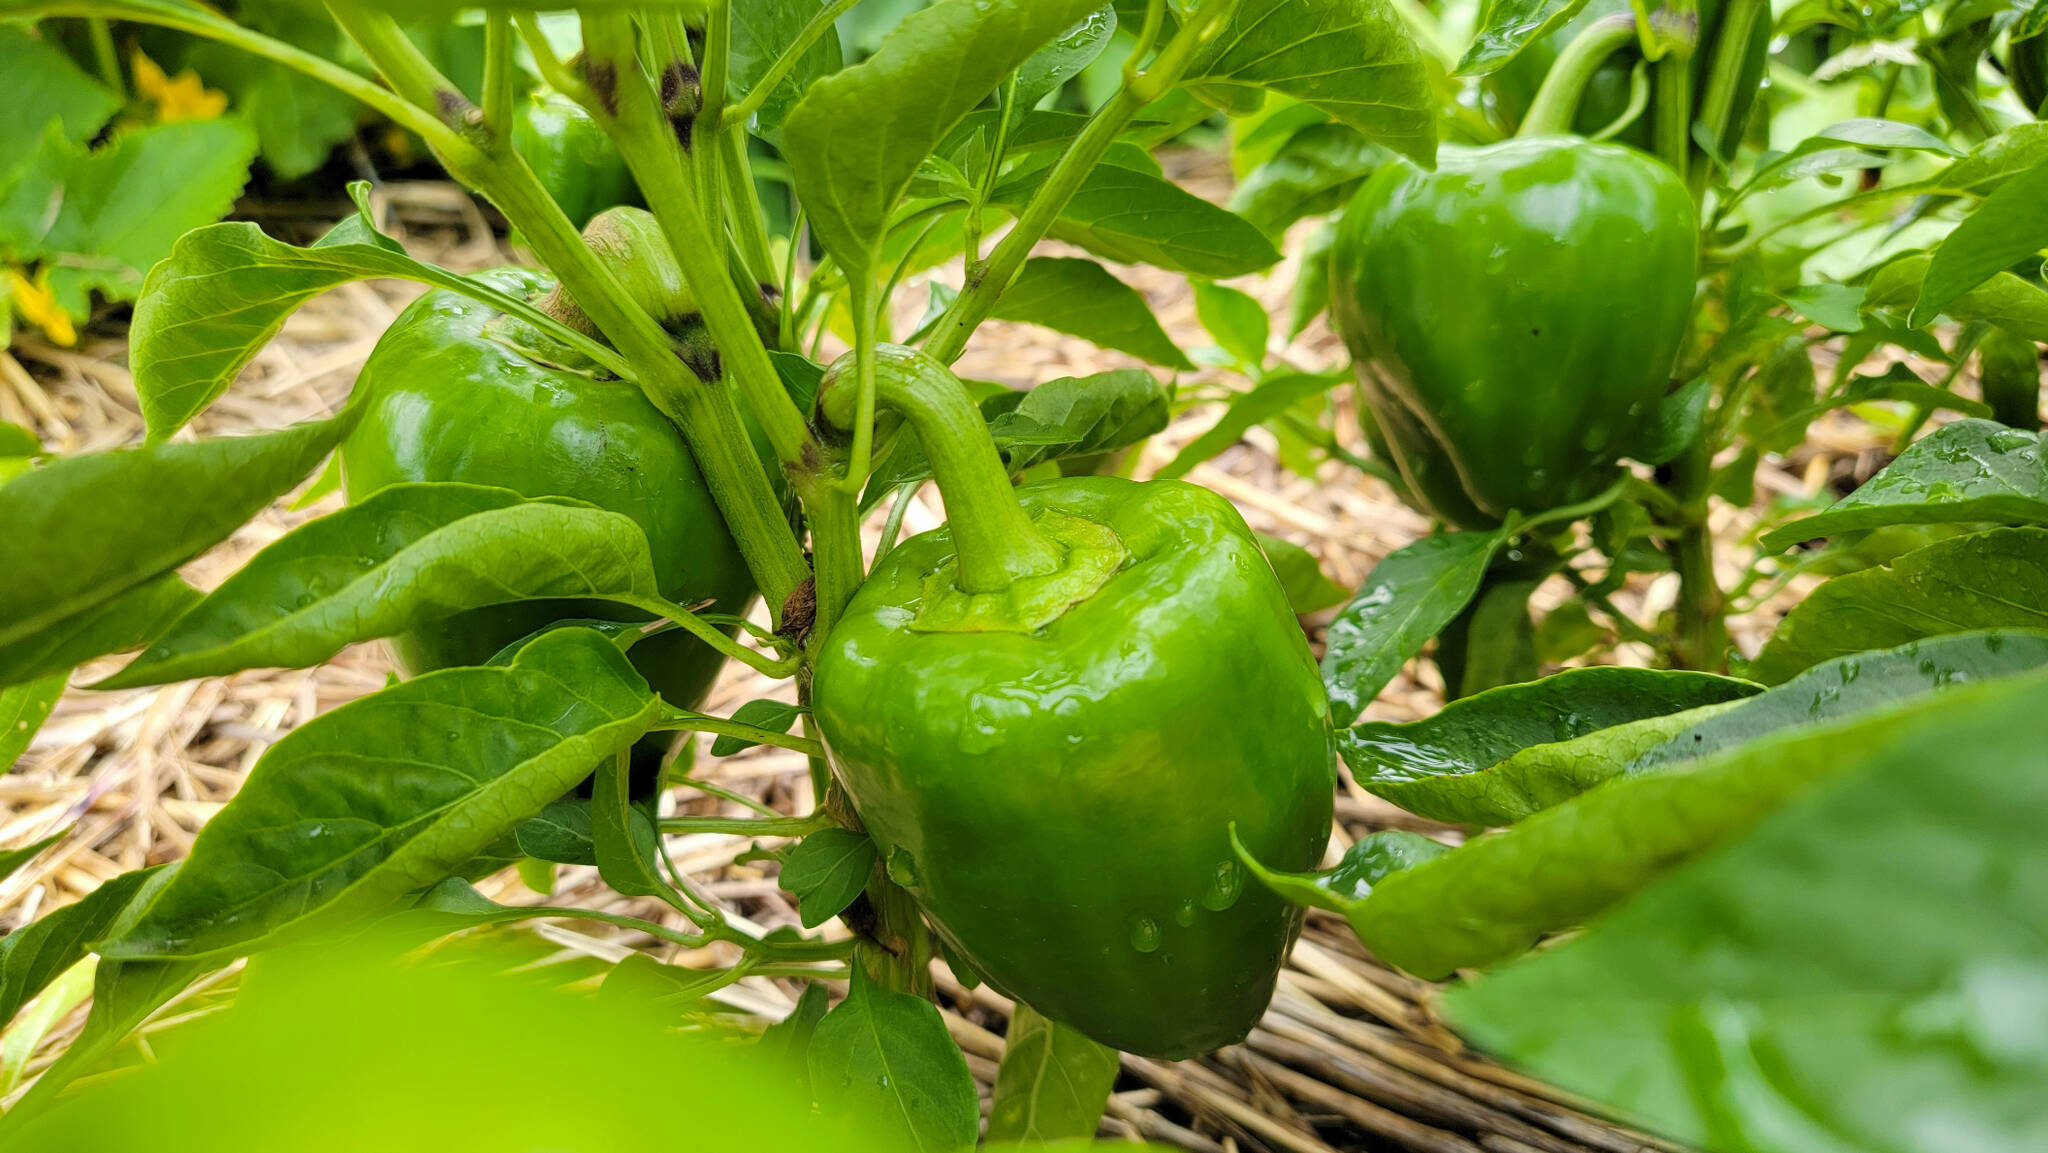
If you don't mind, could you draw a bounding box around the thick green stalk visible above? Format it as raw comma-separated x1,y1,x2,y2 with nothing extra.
1688,0,1767,202
818,346,1061,594
1668,438,1726,670
576,14,815,475
1518,13,1640,137
920,0,1241,365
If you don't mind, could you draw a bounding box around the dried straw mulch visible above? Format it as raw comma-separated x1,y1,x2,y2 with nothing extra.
0,156,1898,1150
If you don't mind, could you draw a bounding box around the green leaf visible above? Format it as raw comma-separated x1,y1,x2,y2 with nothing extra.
128,193,597,437
97,483,666,688
185,2,359,180
1289,221,1337,340
778,827,877,929
0,865,166,1027
1227,123,1386,239
808,970,980,1152
1337,668,1762,826
1978,327,2042,431
597,951,747,1012
729,0,844,142
987,257,1191,369
1864,254,2048,343
1634,630,2048,770
0,411,355,649
1748,529,2048,683
1235,827,1451,916
1911,159,2048,327
513,798,599,866
0,575,201,692
0,422,39,459
1343,671,2040,979
1321,530,1508,726
0,673,66,772
98,629,659,961
990,369,1171,477
1257,534,1350,614
1157,371,1344,481
0,119,257,320
1446,669,2048,1153
1455,0,1590,76
1776,283,1866,332
987,1003,1120,1144
710,699,804,757
781,0,1104,282
0,957,210,1129
1184,0,1435,163
1012,6,1117,112
591,750,675,906
1736,120,1958,202
0,27,120,162
0,832,63,887
993,163,1280,277
1192,282,1270,369
1625,375,1710,466
1759,420,2048,550
1927,121,2048,195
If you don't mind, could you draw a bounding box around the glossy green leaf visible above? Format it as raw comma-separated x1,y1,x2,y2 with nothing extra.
1635,630,2048,770
0,27,119,161
808,970,979,1152
597,951,749,1012
1927,122,2048,195
0,576,201,693
1433,702,1745,822
1193,282,1270,369
1448,670,2048,1153
1759,420,2047,550
0,119,256,321
1012,6,1117,112
1978,327,2042,431
1184,0,1434,163
1338,668,1762,826
990,369,1171,476
128,190,601,437
729,0,844,142
778,827,877,929
1626,375,1711,466
1321,530,1508,726
1289,221,1338,339
0,411,355,649
591,751,675,907
994,163,1280,277
709,699,804,757
1776,283,1866,332
1748,529,2048,683
1911,158,2048,327
987,257,1191,369
1865,255,2048,343
1227,123,1386,239
1237,828,1452,918
513,799,599,867
0,673,66,772
0,865,165,1027
1257,534,1350,614
98,629,660,961
782,0,1103,280
1158,371,1344,481
1348,675,2030,978
98,483,664,688
1455,0,1590,75
987,1003,1120,1144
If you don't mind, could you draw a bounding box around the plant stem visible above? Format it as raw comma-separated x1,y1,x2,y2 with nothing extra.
481,10,514,134
576,14,814,476
1668,438,1726,670
920,0,1240,365
86,17,124,96
327,4,472,126
699,0,731,138
659,813,832,836
818,345,1061,593
1688,0,1767,202
1519,13,1639,137
654,707,824,757
513,11,583,99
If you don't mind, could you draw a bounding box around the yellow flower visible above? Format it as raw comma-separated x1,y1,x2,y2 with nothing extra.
5,267,77,347
132,47,228,123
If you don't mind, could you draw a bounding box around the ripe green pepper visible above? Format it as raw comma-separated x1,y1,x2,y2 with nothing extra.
811,346,1335,1059
511,88,641,231
338,266,751,710
1329,136,1696,527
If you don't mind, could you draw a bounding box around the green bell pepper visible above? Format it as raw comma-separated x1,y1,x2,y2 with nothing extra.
811,346,1335,1059
511,88,642,231
1329,135,1696,527
338,266,752,711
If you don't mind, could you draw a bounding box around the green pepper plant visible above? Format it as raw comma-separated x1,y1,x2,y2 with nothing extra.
1215,0,2048,696
0,0,1443,1143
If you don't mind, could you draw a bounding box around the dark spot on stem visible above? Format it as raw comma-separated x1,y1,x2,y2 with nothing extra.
584,60,619,118
779,577,817,642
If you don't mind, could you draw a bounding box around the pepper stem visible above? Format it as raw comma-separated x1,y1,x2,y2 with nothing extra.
818,345,1062,594
1518,13,1640,137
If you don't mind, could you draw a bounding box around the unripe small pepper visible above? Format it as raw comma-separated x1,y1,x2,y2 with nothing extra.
1330,136,1696,527
511,88,641,231
811,346,1335,1059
